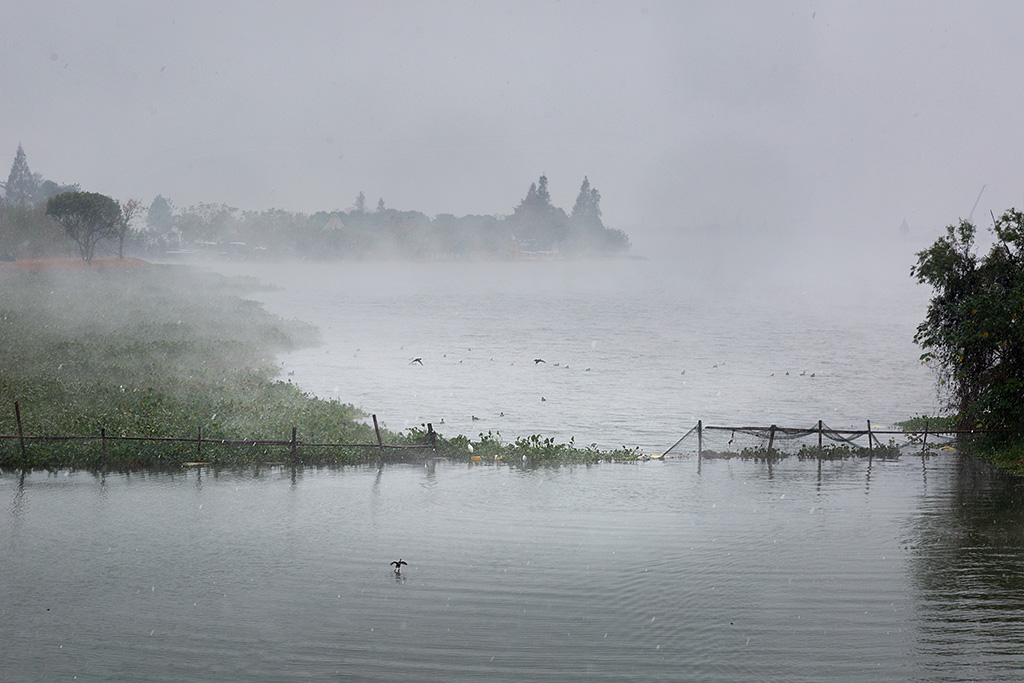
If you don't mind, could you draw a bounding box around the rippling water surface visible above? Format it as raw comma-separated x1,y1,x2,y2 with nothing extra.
3,455,1022,681
4,255,1021,681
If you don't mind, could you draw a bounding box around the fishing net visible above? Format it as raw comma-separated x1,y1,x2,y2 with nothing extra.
661,422,956,460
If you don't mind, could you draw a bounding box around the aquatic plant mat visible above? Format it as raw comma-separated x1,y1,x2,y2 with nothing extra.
661,420,982,460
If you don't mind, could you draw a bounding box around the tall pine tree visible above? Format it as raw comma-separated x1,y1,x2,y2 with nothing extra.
509,174,567,249
570,176,603,228
4,144,40,206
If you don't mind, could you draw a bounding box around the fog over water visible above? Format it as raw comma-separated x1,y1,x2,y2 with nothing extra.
209,242,938,452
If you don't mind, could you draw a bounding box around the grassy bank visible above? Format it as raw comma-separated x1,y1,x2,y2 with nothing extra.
0,261,639,470
896,415,1024,477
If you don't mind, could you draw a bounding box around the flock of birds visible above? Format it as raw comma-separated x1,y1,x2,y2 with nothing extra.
408,354,586,371
281,352,823,433
408,355,818,378
395,355,823,427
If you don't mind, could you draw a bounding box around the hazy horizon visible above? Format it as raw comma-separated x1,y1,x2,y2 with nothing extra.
4,1,1024,258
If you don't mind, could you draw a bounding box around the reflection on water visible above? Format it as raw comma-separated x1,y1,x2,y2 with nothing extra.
1,454,1021,682
910,456,1024,680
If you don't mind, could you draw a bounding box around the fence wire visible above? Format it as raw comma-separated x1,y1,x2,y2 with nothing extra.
662,422,957,459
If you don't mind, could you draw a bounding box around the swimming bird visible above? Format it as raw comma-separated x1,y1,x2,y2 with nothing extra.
534,358,545,364
411,357,423,365
391,559,408,575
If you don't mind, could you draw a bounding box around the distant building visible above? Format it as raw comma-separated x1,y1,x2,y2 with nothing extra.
323,212,346,232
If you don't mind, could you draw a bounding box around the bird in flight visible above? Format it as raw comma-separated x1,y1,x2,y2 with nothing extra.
391,559,408,574
410,358,423,365
534,358,546,364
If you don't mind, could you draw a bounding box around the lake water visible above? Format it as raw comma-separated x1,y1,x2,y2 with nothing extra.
4,252,1021,681
3,454,1022,681
205,253,941,453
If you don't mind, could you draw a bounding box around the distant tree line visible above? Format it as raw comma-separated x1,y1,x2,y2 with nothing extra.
1,145,630,262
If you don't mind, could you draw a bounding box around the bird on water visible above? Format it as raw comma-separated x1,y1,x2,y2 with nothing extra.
391,559,408,575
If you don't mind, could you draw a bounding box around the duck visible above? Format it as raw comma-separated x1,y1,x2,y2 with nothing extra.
391,559,408,575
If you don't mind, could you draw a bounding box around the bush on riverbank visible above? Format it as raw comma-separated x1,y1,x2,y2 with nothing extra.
911,210,1024,473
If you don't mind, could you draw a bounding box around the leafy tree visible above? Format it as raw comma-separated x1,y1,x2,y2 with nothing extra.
45,191,122,263
353,191,367,214
113,198,143,257
4,144,41,207
37,179,81,204
176,203,237,243
0,201,69,259
146,195,176,232
376,197,385,213
912,209,1024,436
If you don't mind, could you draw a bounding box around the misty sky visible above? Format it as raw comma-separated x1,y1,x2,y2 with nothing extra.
3,0,1024,254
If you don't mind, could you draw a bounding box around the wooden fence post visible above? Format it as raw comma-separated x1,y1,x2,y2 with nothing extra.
427,422,436,449
818,419,823,459
697,420,702,458
867,420,874,452
921,420,929,455
101,427,107,463
15,401,27,460
372,414,384,454
767,425,777,458
197,426,202,461
290,427,297,461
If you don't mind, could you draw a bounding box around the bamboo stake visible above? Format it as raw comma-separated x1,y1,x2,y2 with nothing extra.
767,424,776,458
921,420,929,455
197,426,202,461
867,420,873,452
101,428,107,461
15,401,26,460
697,420,702,458
290,427,297,460
818,419,823,459
372,415,384,454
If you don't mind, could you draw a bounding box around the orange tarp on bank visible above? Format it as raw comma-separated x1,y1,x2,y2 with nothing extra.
0,257,149,271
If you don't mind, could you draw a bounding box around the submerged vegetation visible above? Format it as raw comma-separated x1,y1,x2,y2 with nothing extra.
0,263,641,471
